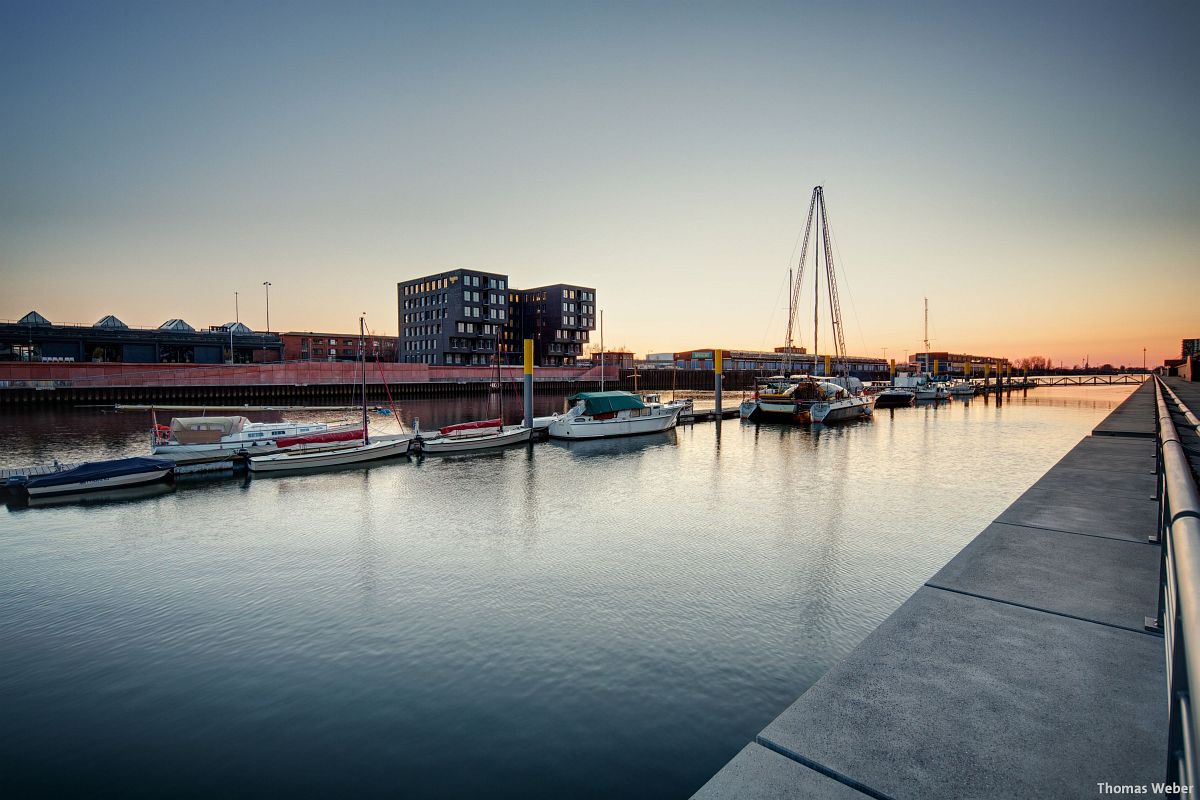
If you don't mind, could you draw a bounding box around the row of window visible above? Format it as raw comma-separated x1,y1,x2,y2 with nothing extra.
405,324,442,338
403,309,448,323
403,278,454,295
406,340,437,351
404,293,448,309
562,288,594,301
445,353,494,365
448,338,496,351
460,306,506,320
454,322,502,335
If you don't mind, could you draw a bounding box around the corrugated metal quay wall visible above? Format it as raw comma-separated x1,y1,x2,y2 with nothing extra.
0,362,618,405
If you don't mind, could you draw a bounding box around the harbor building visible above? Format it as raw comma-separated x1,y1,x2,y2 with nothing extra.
398,271,595,367
1183,338,1200,358
913,351,1012,376
670,347,889,379
0,311,282,364
281,331,398,363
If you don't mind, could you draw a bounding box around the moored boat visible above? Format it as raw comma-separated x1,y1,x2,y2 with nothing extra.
873,387,916,408
414,419,532,454
548,391,682,439
248,316,414,474
19,456,175,497
811,393,875,423
152,416,355,463
247,437,412,472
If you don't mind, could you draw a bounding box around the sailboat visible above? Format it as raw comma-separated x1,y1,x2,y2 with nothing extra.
412,352,532,454
742,186,874,425
247,317,414,472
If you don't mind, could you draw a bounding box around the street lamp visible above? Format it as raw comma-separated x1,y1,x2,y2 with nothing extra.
263,282,271,333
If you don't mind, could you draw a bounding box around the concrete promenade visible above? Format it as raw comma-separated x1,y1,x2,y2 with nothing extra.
695,381,1168,799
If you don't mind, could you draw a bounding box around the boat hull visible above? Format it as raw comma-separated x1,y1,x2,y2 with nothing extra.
811,396,875,424
874,391,915,408
418,426,532,454
548,407,681,439
247,438,413,472
25,458,175,497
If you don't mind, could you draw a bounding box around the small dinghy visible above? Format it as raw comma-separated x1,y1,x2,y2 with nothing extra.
19,457,175,498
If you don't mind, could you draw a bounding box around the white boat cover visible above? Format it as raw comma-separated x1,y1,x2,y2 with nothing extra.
170,416,249,443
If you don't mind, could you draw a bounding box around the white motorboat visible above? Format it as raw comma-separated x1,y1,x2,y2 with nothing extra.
548,391,683,439
915,383,949,401
811,393,875,423
151,415,358,463
414,419,532,454
948,381,977,397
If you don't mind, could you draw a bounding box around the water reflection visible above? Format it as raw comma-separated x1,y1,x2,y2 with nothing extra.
0,386,1138,798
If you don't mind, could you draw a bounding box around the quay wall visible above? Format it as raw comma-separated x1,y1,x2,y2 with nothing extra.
0,362,617,405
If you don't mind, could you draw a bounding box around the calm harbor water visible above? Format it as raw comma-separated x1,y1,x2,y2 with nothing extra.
1,386,1135,798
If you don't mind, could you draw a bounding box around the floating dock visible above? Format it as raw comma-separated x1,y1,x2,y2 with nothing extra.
696,379,1174,798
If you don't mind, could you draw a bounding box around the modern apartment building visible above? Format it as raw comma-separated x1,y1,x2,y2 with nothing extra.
503,283,597,367
398,271,596,367
397,269,510,365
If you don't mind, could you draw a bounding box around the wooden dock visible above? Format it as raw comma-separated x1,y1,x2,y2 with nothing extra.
1,462,77,480
695,380,1168,798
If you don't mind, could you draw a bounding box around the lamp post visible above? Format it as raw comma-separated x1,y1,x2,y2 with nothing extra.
263,282,271,333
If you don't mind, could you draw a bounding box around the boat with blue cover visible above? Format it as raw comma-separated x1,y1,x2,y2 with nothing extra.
18,457,176,497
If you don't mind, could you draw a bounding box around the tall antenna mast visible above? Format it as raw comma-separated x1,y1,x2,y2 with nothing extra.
923,297,930,352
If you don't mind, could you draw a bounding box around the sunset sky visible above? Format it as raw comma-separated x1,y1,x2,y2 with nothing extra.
2,1,1196,367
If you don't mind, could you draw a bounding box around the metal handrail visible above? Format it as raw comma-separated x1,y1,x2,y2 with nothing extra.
1152,375,1200,788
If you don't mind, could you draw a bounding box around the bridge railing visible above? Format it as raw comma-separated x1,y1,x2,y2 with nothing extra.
1150,376,1200,789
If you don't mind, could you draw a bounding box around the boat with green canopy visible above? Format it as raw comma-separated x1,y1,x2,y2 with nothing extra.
547,390,683,439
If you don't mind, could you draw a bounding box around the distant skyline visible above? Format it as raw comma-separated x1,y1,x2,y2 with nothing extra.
2,1,1197,367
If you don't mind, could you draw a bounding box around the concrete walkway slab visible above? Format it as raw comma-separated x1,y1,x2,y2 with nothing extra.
756,588,1166,800
1052,437,1155,475
692,743,870,800
994,486,1156,541
1094,382,1157,438
1026,465,1157,500
927,522,1159,631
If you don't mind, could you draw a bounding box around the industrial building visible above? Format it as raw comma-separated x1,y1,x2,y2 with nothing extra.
912,351,1012,376
281,331,398,363
0,311,282,364
398,270,595,367
670,347,889,379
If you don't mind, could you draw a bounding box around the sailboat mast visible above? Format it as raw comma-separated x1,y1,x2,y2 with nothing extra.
497,349,503,424
360,315,368,443
785,268,793,373
599,309,605,392
813,191,820,376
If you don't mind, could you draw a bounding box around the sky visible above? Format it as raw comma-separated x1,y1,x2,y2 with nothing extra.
1,0,1197,367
